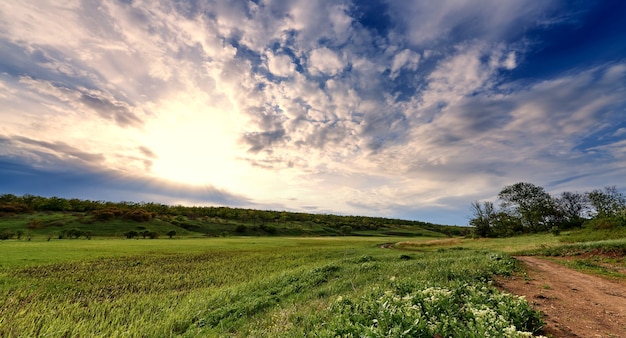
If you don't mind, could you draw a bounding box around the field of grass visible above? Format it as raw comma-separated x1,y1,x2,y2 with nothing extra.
0,236,543,337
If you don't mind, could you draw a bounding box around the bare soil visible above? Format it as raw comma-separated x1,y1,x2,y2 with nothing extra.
496,256,626,337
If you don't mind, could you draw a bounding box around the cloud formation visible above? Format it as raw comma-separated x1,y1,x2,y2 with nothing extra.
0,0,625,225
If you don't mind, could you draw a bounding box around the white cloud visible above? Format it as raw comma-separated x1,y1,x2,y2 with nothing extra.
1,0,624,225
387,0,560,47
308,47,344,76
266,53,296,77
390,49,421,79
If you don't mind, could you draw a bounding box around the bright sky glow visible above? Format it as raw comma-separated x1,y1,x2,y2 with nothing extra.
1,1,625,225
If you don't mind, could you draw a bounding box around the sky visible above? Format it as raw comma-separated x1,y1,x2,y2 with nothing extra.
1,0,625,226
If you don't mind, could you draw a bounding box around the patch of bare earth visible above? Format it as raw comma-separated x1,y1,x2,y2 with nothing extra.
496,256,626,337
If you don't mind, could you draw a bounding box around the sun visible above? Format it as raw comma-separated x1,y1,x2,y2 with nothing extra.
142,102,245,189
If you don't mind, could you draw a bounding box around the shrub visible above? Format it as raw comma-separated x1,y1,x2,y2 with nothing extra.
27,219,43,229
235,224,247,233
67,228,84,239
550,226,560,236
340,225,353,235
124,209,153,222
124,230,139,239
0,231,15,240
324,282,543,337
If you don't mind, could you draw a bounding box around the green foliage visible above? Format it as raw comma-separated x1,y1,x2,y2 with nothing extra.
0,230,15,240
550,226,560,236
166,230,177,238
324,283,542,337
498,182,556,233
587,186,626,218
470,182,626,238
124,230,139,239
339,225,353,235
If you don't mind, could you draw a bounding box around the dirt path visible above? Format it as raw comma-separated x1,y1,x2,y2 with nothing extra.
497,256,626,337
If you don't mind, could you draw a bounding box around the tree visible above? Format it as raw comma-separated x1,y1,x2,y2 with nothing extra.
587,186,626,218
124,230,138,239
166,230,176,238
469,201,495,237
498,182,557,232
554,191,589,228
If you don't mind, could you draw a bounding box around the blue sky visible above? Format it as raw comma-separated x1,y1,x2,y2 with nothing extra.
1,0,625,225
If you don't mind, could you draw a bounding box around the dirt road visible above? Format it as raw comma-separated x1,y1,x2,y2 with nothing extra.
497,256,626,337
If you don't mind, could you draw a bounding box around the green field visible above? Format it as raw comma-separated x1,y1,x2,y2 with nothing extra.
0,236,544,337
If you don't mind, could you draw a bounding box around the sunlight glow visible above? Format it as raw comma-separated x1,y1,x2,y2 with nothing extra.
143,99,245,189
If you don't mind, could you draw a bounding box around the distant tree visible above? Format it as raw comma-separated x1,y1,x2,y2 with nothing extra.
235,224,247,233
587,186,626,218
498,182,557,232
340,225,353,235
554,191,589,228
38,196,71,212
469,201,495,237
67,228,84,239
0,231,15,240
166,230,176,238
124,230,139,239
148,231,159,239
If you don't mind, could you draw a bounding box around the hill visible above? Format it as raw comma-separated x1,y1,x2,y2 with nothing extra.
0,194,466,239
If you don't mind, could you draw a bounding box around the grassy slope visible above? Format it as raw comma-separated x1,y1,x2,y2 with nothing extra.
0,211,452,239
0,236,542,337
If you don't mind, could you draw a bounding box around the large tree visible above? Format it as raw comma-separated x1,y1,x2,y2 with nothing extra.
554,191,589,228
498,182,557,232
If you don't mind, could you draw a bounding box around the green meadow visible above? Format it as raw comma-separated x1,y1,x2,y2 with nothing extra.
1,236,544,337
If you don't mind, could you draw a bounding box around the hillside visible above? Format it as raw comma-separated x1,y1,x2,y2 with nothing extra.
0,194,465,239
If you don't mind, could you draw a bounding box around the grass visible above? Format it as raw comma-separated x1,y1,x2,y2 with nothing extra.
0,236,544,337
396,233,563,253
558,226,626,243
0,211,453,240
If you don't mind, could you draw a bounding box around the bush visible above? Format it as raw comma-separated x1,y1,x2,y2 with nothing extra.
235,224,247,233
27,219,43,229
340,225,353,235
0,202,32,214
67,228,84,239
324,282,543,337
0,231,15,240
124,209,153,222
124,230,139,239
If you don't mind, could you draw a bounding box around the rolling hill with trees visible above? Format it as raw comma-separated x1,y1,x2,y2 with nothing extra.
0,194,465,240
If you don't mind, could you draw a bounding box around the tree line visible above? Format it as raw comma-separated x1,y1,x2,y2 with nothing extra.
469,182,626,237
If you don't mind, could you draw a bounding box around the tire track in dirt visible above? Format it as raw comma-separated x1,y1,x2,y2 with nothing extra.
497,256,626,337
